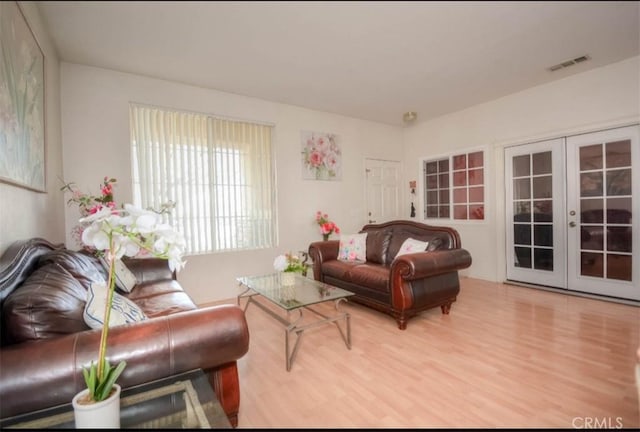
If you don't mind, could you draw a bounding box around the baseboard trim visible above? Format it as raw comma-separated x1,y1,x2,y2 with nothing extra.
503,279,640,307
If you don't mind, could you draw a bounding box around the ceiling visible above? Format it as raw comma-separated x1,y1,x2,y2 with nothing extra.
37,1,639,127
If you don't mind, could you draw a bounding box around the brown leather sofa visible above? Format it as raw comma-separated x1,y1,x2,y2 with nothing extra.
0,238,249,427
309,220,472,330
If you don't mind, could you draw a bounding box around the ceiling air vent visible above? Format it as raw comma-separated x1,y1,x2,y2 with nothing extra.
548,55,590,72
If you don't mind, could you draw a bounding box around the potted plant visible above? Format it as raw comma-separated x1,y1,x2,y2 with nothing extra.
63,179,185,427
315,211,340,241
273,252,307,286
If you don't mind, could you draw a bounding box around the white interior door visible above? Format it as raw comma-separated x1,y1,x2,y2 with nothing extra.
566,126,639,300
365,159,401,224
505,125,639,301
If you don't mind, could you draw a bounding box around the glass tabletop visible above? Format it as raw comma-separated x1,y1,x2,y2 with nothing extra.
0,369,231,429
237,273,354,310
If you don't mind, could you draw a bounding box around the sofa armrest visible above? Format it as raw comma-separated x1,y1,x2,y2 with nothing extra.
308,240,340,281
122,257,175,284
0,304,249,419
390,248,472,280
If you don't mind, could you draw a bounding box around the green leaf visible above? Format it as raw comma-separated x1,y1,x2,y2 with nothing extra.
96,361,126,401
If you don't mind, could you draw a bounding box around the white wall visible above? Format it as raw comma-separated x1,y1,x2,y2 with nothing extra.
60,63,402,304
402,56,640,284
0,1,64,253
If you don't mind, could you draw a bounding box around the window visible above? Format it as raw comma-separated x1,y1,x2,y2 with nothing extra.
423,150,485,220
130,104,276,254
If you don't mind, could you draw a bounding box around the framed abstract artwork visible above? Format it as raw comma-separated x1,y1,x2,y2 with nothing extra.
301,131,342,181
0,1,46,192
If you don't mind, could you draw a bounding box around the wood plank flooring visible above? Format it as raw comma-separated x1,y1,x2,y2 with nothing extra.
212,277,640,428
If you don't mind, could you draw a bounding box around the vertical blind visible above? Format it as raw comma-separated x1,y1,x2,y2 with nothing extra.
130,104,276,254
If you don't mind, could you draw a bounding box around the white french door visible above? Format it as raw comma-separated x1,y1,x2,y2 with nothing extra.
505,125,639,301
505,138,567,288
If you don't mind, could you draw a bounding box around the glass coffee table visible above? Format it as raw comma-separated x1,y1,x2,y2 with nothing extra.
237,273,354,371
0,369,231,429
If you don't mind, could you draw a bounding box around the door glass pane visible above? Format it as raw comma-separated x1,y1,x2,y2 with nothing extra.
581,252,603,277
605,140,630,168
533,200,552,222
580,144,602,170
515,247,531,268
532,152,552,175
514,178,531,199
514,224,531,245
581,199,603,223
607,255,632,281
427,206,438,218
607,227,631,253
581,226,604,250
580,172,603,197
606,169,631,195
534,248,553,271
533,176,552,199
513,155,530,177
439,206,450,218
607,198,631,221
534,225,553,246
514,202,531,222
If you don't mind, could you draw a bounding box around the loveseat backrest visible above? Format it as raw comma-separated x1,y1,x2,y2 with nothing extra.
0,238,63,303
360,220,462,265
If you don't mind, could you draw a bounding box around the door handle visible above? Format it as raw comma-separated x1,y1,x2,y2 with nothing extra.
569,221,576,228
369,220,376,223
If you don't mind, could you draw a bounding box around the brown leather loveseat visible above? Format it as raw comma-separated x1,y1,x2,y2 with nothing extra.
309,220,472,330
0,238,249,427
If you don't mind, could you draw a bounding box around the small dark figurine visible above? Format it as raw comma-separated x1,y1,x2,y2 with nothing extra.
410,202,416,218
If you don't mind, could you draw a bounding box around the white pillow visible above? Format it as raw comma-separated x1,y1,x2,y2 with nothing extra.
100,257,137,293
395,238,430,258
338,233,367,261
84,282,147,329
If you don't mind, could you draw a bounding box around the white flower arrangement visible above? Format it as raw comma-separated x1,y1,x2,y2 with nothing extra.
273,252,307,273
78,203,186,402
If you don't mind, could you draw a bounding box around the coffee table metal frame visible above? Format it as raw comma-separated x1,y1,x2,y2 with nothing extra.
237,273,353,371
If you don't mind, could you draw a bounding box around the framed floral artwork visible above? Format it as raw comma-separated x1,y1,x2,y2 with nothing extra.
301,131,341,181
0,1,46,192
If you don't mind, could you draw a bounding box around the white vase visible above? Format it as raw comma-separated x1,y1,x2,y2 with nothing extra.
281,272,296,286
72,384,121,428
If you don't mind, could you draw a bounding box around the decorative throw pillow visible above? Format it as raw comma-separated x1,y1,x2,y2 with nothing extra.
100,257,137,293
83,282,147,329
338,233,368,261
395,238,430,258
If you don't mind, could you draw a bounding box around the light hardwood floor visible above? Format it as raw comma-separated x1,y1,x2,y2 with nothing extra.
216,277,640,428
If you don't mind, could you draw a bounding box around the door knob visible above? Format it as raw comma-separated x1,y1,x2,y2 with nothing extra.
369,220,376,223
569,221,576,227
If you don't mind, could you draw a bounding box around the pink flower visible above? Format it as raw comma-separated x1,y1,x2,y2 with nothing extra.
315,211,339,238
308,151,324,168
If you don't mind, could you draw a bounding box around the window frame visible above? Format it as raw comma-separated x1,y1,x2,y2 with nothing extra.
130,103,277,255
421,147,487,223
